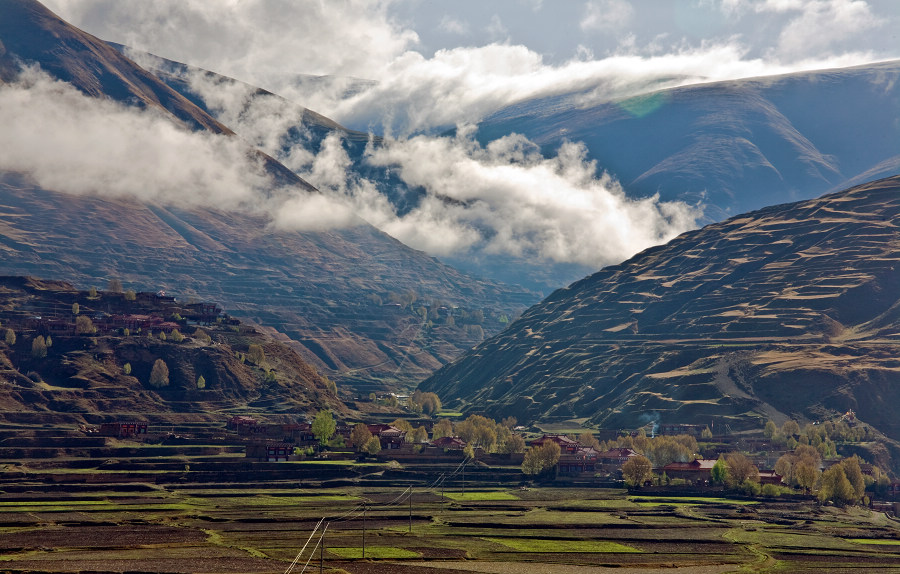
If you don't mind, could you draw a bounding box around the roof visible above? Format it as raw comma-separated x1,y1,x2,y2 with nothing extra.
598,447,639,458
662,459,717,471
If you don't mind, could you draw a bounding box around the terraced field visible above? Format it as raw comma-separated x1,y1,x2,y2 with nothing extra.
423,176,900,441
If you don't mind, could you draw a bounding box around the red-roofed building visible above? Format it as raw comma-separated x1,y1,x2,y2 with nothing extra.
367,424,407,449
558,447,600,474
597,447,640,472
661,459,717,483
530,434,581,454
431,436,467,450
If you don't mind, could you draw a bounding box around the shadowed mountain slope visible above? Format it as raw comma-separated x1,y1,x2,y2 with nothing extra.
477,61,900,222
420,176,900,440
0,276,346,422
0,0,536,391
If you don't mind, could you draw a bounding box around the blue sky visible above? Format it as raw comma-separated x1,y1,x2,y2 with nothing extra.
42,0,900,133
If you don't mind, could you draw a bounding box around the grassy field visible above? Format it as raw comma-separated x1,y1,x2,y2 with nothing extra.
0,479,897,573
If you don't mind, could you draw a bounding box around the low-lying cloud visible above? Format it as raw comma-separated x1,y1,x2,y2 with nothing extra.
0,68,356,229
290,129,701,268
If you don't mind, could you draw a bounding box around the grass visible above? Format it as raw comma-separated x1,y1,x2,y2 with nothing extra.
848,538,900,545
630,496,759,506
442,491,519,501
485,537,640,553
327,546,421,559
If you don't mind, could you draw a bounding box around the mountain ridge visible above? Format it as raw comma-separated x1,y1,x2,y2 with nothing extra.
420,175,900,441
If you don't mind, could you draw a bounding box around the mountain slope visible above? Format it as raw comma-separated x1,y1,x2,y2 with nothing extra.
0,276,346,422
420,175,900,440
0,0,536,391
477,61,900,221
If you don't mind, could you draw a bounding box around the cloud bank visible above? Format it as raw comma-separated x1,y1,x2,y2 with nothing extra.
42,0,896,134
0,68,356,229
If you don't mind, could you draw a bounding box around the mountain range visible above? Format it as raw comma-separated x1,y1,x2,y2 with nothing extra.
421,175,900,443
0,0,535,393
477,61,900,223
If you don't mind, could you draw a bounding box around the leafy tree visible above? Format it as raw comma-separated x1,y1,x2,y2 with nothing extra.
794,460,819,492
148,359,170,388
45,335,51,348
124,290,136,301
724,452,759,487
840,456,866,501
764,420,777,439
88,286,98,299
432,419,453,440
701,426,713,440
312,410,336,447
158,331,167,341
193,328,211,343
500,434,526,454
349,423,373,451
123,363,131,375
501,416,517,429
390,419,414,434
411,426,429,443
107,278,123,293
264,370,277,384
521,447,544,475
196,375,206,389
364,436,382,455
538,441,561,470
31,336,47,359
170,330,184,343
75,315,95,335
622,455,653,487
819,464,856,506
711,457,729,485
72,302,80,315
247,344,265,366
782,420,800,438
578,431,600,450
4,329,14,345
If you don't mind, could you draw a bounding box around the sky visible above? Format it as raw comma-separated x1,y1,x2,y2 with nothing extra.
11,0,900,274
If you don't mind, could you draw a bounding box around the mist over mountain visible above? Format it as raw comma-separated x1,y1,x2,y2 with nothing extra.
0,0,535,393
420,175,900,442
477,61,900,221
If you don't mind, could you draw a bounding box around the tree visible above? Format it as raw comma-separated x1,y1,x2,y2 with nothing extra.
411,426,429,443
45,335,51,348
349,423,373,451
124,289,136,301
194,328,211,343
170,330,184,343
312,410,336,447
364,436,382,455
31,336,47,359
725,452,759,487
764,420,777,439
622,455,653,487
537,441,561,470
500,434,526,454
578,431,600,450
701,426,713,440
782,420,800,438
390,419,413,434
432,419,453,440
840,456,866,501
522,447,544,475
711,457,729,485
4,329,14,345
72,302,79,315
247,344,265,366
88,286,98,299
107,278,123,293
123,363,131,375
196,375,206,389
148,359,170,388
819,464,856,506
75,315,95,335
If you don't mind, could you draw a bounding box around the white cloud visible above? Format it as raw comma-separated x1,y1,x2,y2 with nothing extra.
42,0,892,135
287,127,701,267
0,67,355,229
581,0,635,32
438,15,469,36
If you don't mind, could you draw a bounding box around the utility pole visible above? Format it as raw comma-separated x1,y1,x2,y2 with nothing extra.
319,524,325,574
408,487,412,533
